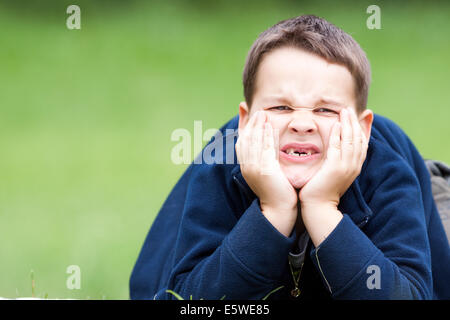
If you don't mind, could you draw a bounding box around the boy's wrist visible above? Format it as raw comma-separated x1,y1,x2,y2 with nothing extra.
260,204,297,237
300,200,338,212
261,202,298,220
300,201,343,247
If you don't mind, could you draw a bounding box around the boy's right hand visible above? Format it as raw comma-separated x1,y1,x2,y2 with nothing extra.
236,111,298,237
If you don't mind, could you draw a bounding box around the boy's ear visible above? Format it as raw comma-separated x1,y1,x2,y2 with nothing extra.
358,109,374,139
238,101,250,135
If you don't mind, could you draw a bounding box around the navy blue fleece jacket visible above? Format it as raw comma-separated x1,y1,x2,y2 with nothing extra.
130,114,450,300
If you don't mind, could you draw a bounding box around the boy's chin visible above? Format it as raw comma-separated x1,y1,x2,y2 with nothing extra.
288,177,309,190
284,169,317,190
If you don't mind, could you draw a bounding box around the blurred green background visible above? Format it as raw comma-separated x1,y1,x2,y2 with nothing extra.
0,0,449,299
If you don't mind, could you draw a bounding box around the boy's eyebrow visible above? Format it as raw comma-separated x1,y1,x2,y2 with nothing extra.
261,95,346,108
262,95,291,106
317,98,346,108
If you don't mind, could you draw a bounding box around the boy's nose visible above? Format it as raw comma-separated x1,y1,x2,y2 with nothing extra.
287,110,317,135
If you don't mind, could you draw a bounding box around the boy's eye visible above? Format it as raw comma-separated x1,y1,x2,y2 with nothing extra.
315,107,338,114
269,106,291,111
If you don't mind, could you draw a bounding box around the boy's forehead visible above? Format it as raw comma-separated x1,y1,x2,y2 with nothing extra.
254,47,356,107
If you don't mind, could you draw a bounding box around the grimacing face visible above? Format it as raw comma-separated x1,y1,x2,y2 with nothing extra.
238,47,373,189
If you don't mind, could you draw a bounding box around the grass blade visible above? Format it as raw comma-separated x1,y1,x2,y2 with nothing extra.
166,290,184,300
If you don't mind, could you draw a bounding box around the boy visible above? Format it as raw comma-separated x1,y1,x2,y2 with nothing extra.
130,15,450,299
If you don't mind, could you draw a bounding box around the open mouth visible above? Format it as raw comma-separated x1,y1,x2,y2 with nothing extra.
280,143,321,162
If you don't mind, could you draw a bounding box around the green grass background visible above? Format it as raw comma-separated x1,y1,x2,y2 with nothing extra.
0,0,449,299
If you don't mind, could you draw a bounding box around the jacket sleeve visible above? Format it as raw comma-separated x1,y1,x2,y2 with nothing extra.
154,163,296,300
309,138,433,299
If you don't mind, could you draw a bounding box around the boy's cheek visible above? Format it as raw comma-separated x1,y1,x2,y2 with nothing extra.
322,122,339,150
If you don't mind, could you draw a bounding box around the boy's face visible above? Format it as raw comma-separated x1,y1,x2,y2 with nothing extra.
239,47,373,189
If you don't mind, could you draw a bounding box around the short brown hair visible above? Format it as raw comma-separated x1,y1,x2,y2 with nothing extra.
242,15,371,112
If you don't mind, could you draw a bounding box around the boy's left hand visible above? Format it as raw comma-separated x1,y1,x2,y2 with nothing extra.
299,107,369,208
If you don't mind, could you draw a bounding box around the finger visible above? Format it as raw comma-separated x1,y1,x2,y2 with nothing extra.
359,125,369,166
240,110,260,140
236,122,248,166
272,125,280,162
248,128,260,166
263,121,274,151
262,122,276,175
340,107,353,164
249,113,265,166
249,110,265,130
240,111,261,166
236,134,247,165
348,108,362,167
250,110,266,138
327,121,341,161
